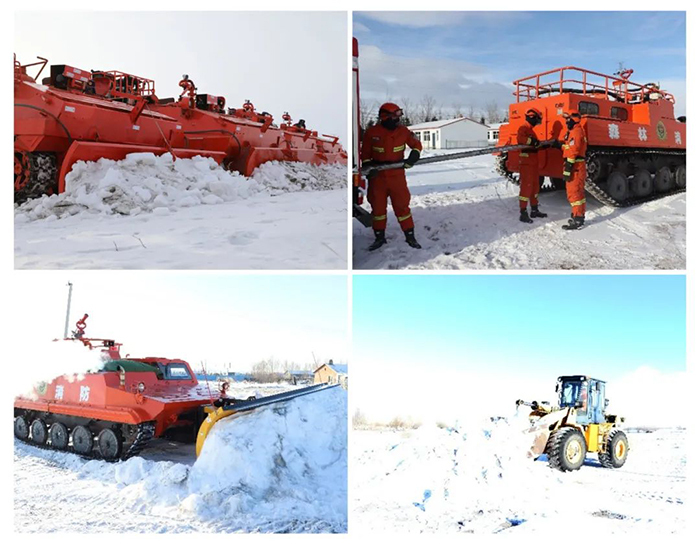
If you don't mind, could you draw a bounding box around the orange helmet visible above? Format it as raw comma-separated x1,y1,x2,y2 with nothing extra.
526,107,543,118
563,112,582,123
378,102,403,121
525,107,542,126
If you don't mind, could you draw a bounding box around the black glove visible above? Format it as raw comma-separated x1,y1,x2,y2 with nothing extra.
551,140,562,150
563,160,574,182
404,149,420,169
366,168,379,181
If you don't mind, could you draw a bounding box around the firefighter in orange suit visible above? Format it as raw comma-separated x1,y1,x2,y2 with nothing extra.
361,103,423,251
516,108,547,223
557,112,588,230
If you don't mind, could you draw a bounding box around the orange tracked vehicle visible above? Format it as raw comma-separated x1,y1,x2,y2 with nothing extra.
14,56,346,203
497,67,686,206
13,312,337,460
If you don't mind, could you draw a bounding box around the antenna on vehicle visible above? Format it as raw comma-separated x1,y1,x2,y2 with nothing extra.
63,281,73,339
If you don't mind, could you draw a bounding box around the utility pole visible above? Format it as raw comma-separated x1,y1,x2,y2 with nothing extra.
63,281,73,339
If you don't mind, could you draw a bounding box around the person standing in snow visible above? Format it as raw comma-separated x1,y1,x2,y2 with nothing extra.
361,103,423,251
515,108,548,223
554,112,588,230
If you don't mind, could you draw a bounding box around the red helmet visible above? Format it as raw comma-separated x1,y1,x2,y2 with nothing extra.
563,112,582,123
378,102,403,121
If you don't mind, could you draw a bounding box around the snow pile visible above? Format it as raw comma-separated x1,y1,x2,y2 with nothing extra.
15,154,261,221
353,419,686,534
15,386,347,533
15,154,346,222
251,161,347,195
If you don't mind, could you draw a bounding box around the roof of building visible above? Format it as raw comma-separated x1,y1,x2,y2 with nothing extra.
409,117,487,131
488,122,507,129
285,369,313,376
314,363,348,375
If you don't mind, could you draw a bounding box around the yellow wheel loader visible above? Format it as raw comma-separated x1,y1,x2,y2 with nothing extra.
517,375,628,472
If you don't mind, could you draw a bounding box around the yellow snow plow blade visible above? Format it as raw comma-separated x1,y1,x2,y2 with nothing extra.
195,383,338,457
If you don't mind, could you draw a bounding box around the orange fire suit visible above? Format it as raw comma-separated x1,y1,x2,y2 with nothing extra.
361,124,422,231
560,124,588,217
515,121,540,210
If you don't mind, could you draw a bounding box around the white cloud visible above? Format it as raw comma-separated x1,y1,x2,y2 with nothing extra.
358,44,512,115
353,21,370,33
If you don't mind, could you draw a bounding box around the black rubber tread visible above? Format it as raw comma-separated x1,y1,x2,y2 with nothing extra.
585,148,685,207
546,427,587,472
49,422,69,450
14,416,29,440
598,429,629,469
97,428,124,460
30,419,48,445
14,152,58,204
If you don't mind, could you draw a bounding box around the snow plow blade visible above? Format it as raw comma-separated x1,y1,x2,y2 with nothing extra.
195,383,339,457
360,143,535,175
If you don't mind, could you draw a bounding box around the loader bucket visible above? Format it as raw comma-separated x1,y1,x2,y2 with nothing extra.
195,383,339,457
57,141,227,193
525,408,569,458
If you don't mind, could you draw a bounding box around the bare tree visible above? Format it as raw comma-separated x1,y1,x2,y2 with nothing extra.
359,99,377,131
466,105,477,120
485,100,501,124
418,94,437,123
451,102,464,118
400,96,416,126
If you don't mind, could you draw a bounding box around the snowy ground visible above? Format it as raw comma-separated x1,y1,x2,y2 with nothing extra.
15,155,347,269
351,421,686,535
353,150,685,270
14,383,347,533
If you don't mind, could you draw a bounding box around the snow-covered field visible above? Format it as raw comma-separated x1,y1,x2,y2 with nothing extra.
353,150,685,270
351,420,685,535
14,383,347,533
15,154,347,269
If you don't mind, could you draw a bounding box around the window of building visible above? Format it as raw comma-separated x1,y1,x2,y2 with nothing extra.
423,132,430,142
610,107,628,121
578,101,600,116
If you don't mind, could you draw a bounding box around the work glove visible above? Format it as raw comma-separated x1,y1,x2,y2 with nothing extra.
550,140,563,150
563,160,574,182
404,149,420,169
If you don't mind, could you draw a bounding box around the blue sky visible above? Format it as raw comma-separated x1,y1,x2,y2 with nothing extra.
353,274,685,422
354,274,685,377
354,11,686,116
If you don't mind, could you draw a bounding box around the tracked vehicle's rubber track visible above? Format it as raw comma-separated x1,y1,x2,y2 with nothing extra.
14,419,156,462
14,152,58,204
584,148,685,207
497,148,685,206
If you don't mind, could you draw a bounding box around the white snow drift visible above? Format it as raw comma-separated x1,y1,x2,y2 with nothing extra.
14,154,348,269
15,154,346,221
14,385,347,533
353,417,686,535
353,150,685,270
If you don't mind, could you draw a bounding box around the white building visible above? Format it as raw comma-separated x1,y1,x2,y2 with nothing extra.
487,122,507,146
409,117,489,150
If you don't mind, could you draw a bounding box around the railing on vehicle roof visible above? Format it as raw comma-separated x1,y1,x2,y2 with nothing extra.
513,66,674,105
92,70,156,99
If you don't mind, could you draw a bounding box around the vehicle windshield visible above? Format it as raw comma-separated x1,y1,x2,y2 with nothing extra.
559,381,582,407
163,363,192,380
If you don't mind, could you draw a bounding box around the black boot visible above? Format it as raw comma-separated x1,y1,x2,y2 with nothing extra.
562,216,585,230
530,205,548,218
368,230,387,251
519,209,533,223
404,228,422,249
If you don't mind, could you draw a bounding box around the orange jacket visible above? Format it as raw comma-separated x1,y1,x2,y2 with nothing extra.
361,124,422,164
561,124,588,162
516,120,539,165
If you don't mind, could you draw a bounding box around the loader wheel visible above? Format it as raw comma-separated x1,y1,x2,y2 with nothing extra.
14,416,30,440
674,164,686,188
598,429,628,469
71,425,93,455
631,169,653,198
605,171,628,202
546,427,586,472
654,166,673,193
97,428,123,460
49,422,69,450
30,419,48,445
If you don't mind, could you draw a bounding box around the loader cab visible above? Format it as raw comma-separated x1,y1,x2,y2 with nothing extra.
557,375,607,425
